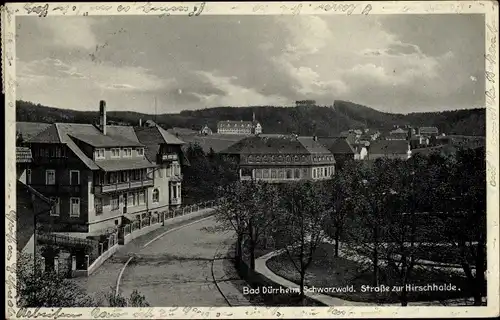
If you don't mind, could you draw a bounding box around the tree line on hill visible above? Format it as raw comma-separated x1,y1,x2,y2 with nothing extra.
16,100,486,137
215,147,486,306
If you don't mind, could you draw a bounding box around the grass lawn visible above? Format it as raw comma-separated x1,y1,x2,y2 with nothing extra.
266,243,476,304
414,245,477,265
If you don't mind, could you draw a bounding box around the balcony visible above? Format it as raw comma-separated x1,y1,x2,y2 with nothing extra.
169,174,183,182
157,153,178,164
93,179,154,194
170,198,182,205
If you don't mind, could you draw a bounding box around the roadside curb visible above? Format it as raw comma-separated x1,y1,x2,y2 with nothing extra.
212,243,252,306
258,250,483,307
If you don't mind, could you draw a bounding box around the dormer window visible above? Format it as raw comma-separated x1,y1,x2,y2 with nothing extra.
123,148,132,157
111,148,120,158
137,148,144,156
95,148,105,160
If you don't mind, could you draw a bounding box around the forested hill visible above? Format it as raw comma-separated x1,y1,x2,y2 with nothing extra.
16,100,486,136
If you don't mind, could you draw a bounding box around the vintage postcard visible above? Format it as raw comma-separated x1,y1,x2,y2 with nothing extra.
3,1,499,319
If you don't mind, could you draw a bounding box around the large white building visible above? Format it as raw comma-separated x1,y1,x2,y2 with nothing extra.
217,113,262,135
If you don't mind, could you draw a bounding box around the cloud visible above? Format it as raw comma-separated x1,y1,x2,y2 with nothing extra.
42,17,99,50
193,70,289,106
15,15,485,113
17,58,171,92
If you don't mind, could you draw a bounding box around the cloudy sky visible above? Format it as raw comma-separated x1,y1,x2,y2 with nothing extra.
16,14,484,114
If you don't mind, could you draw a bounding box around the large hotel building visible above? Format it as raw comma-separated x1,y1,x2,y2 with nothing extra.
219,134,336,183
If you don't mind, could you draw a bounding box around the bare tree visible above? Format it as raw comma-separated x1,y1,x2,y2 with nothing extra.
272,181,330,303
244,180,280,270
215,182,250,267
434,147,487,306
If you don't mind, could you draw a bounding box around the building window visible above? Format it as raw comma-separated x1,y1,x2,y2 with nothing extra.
95,197,103,215
123,148,132,157
255,156,261,162
70,170,80,185
248,155,254,163
263,169,269,179
111,148,120,158
241,167,253,177
111,195,119,211
271,169,277,179
70,197,80,217
50,197,60,216
26,169,31,184
138,191,146,205
255,169,262,179
278,169,284,179
313,168,317,179
127,193,135,207
294,168,301,179
324,167,328,176
302,168,308,177
301,155,306,162
158,169,163,178
294,156,299,162
286,169,293,179
46,170,56,185
278,155,283,162
286,156,291,162
95,148,105,159
137,148,144,156
152,189,160,203
271,155,276,162
262,156,268,162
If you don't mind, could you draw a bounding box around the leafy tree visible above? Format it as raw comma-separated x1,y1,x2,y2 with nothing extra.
106,289,151,307
17,253,151,307
17,252,95,307
272,181,330,303
183,143,238,202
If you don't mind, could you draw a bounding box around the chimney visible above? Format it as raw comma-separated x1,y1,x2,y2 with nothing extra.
139,118,142,127
99,100,107,135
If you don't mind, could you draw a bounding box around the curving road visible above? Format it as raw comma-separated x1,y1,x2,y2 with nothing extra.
117,216,236,306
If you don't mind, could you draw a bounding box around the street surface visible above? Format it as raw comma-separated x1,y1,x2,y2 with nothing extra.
118,217,235,306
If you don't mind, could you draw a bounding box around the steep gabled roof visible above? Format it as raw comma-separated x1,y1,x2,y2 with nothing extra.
27,124,61,143
25,123,151,170
219,135,333,156
369,140,409,155
318,137,356,155
135,126,185,146
217,120,254,128
68,133,143,148
16,122,52,141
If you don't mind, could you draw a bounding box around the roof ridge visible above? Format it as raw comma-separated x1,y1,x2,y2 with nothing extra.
54,123,63,143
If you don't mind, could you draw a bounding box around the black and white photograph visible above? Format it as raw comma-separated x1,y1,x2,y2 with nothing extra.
4,1,499,318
